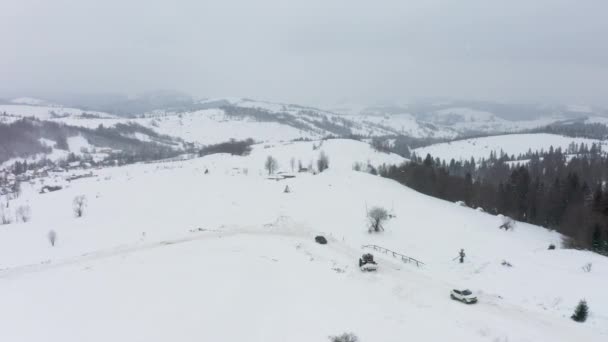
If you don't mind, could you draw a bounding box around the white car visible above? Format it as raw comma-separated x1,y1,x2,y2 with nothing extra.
450,289,477,304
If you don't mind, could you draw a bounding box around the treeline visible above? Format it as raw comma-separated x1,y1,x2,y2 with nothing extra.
222,105,355,136
199,138,255,157
531,121,608,140
371,136,448,158
380,146,608,254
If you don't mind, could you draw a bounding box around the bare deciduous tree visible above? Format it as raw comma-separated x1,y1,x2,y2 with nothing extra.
48,230,57,247
73,195,87,218
290,157,295,172
264,156,278,175
317,151,329,172
0,206,12,225
16,205,31,223
582,262,592,273
368,206,389,233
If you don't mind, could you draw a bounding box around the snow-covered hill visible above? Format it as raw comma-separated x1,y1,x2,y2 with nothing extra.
4,96,608,170
330,101,608,136
0,138,605,342
0,104,117,120
414,133,606,162
0,99,399,146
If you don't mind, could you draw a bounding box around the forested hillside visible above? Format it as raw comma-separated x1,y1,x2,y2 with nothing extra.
381,143,608,253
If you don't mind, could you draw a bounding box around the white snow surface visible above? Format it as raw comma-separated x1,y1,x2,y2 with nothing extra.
414,133,606,162
141,109,318,145
0,138,606,342
0,104,116,120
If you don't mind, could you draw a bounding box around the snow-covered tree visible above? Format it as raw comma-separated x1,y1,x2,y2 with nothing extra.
0,206,11,225
368,206,389,232
317,151,329,172
16,205,31,223
264,155,278,175
73,195,87,218
48,230,57,247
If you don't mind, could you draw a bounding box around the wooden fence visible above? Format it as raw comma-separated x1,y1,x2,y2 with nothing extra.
361,244,425,268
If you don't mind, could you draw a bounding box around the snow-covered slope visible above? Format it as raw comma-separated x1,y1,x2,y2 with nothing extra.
0,139,605,342
329,101,608,137
140,108,319,145
422,107,566,133
0,104,117,120
414,133,606,162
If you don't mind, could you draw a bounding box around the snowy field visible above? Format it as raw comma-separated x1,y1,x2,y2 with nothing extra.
0,139,606,341
139,109,320,145
414,133,606,162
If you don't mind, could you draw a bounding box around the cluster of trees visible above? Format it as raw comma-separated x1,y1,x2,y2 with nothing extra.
0,118,183,165
0,203,31,225
222,105,355,137
380,146,608,254
264,152,330,175
531,121,608,140
371,136,448,158
199,139,254,157
1,194,86,227
0,119,53,162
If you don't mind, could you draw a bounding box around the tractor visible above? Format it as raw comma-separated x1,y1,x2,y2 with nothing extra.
359,253,378,271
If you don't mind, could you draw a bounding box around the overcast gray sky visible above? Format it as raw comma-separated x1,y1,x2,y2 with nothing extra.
1,0,607,106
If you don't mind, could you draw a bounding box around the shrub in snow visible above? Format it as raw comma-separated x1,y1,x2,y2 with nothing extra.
499,216,515,230
548,244,556,250
264,156,278,175
329,332,359,342
582,263,592,273
0,206,12,225
315,236,328,244
16,205,31,223
501,260,513,267
571,300,589,322
73,195,87,218
317,151,329,172
368,206,389,233
562,237,582,250
48,230,57,247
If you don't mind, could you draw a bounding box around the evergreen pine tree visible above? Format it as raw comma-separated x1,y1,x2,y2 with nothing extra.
571,299,589,322
591,225,602,252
